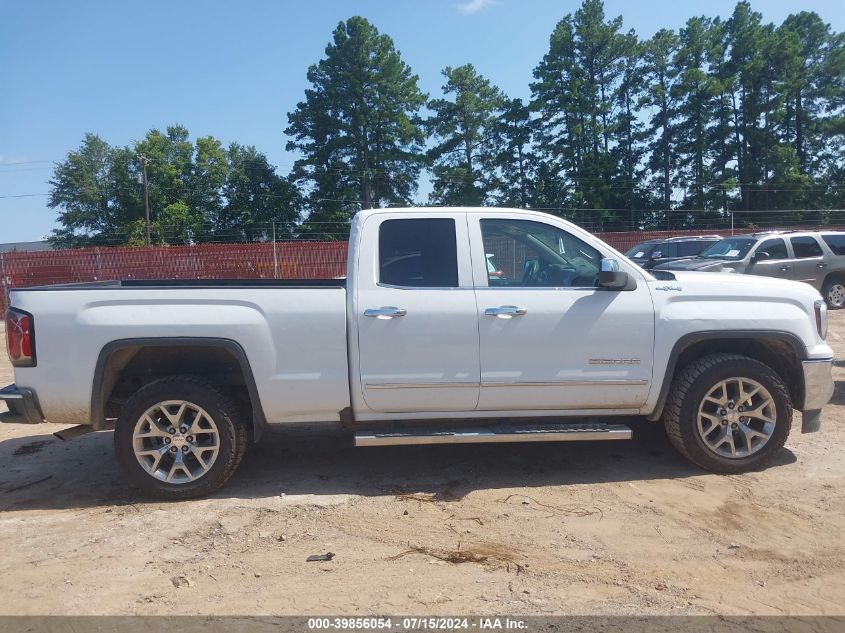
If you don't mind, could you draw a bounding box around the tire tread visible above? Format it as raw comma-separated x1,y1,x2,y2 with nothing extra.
115,375,248,500
662,353,792,473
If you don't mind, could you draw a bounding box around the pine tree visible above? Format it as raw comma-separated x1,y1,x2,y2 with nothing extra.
493,98,536,208
286,17,427,238
643,29,680,212
427,64,506,206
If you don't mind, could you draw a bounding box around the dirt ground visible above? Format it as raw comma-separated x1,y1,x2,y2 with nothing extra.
0,317,843,617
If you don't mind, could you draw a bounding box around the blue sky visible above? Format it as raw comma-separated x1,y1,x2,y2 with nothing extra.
1,0,843,243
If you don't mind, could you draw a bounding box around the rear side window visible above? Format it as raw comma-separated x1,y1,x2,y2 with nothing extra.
756,238,788,259
790,236,823,258
379,219,458,287
677,240,710,257
822,234,845,256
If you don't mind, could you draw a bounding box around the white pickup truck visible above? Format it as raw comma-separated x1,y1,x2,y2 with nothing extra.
1,208,835,499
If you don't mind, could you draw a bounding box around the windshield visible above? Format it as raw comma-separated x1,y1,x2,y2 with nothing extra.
699,237,755,260
625,243,657,259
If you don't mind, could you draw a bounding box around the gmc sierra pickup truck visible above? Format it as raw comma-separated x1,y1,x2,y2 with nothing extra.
1,208,835,499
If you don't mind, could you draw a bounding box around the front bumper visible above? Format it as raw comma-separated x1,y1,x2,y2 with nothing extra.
800,359,835,433
0,384,45,425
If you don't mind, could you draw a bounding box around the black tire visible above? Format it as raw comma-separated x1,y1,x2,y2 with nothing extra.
822,277,845,310
661,353,792,474
114,376,248,500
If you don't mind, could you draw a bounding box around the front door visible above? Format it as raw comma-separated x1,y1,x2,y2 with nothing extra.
747,237,792,280
355,213,480,413
469,214,654,412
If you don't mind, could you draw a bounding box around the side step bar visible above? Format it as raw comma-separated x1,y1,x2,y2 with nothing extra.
355,422,632,447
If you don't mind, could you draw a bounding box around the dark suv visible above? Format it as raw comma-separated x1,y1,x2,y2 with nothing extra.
625,235,722,270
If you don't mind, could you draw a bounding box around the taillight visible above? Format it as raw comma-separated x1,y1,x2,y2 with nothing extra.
5,308,35,367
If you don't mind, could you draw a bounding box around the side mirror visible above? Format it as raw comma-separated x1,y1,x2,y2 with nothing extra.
753,251,771,262
599,258,636,290
651,251,663,260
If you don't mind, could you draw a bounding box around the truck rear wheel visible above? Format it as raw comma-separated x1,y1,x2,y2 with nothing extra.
661,353,792,473
114,376,248,500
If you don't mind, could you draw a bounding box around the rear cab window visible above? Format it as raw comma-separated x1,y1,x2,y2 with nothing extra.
378,218,459,287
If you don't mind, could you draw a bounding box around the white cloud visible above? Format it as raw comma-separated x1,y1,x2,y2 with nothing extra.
458,0,497,15
0,155,30,165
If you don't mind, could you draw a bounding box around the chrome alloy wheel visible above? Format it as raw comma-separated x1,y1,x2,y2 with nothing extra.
132,400,220,483
827,283,845,308
697,377,776,459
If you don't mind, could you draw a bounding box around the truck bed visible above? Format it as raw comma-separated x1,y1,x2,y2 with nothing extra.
7,281,352,426
11,278,346,292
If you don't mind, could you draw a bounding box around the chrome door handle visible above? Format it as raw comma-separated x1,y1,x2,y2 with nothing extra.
484,305,527,317
364,307,407,319
817,263,828,269
779,265,792,271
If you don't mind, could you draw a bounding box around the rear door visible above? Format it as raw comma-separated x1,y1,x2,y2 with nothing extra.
354,213,480,413
789,236,826,287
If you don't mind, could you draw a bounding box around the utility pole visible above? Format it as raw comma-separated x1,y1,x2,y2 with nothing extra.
138,154,152,246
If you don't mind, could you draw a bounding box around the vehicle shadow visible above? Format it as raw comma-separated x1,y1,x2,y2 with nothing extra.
829,379,845,406
0,418,796,511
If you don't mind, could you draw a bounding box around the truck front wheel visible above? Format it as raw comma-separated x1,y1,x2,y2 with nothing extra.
662,353,792,473
114,376,248,500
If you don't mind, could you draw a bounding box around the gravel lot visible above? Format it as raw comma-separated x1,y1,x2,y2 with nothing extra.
0,317,843,616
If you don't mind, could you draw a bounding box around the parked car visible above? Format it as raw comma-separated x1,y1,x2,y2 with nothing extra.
625,235,723,270
653,230,845,309
1,208,834,499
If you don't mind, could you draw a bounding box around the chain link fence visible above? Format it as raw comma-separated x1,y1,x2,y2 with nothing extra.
3,209,845,310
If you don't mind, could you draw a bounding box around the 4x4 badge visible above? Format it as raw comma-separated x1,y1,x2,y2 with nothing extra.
655,284,682,291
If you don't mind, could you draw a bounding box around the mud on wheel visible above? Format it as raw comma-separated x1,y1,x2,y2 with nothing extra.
114,376,248,500
661,353,792,474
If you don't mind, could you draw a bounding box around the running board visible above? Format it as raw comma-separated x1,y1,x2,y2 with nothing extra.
354,422,632,447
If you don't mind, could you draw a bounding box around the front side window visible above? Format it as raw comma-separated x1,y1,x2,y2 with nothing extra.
790,236,823,258
625,243,657,259
755,238,787,259
654,243,679,258
379,218,458,287
480,219,601,287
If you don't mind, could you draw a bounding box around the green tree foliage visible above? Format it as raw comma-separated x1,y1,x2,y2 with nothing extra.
643,29,680,211
493,98,537,208
49,126,299,247
49,134,143,247
427,64,506,206
50,4,845,244
286,16,426,238
528,0,844,228
531,0,634,227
